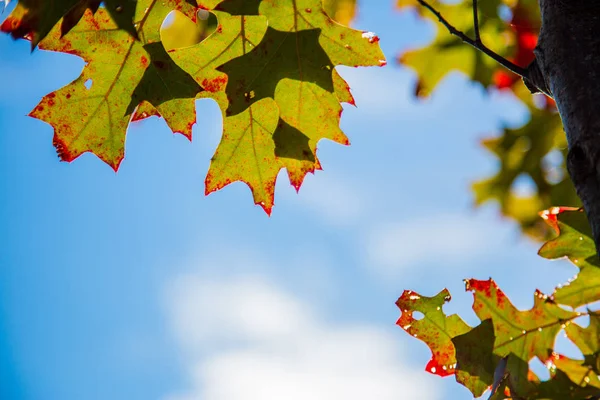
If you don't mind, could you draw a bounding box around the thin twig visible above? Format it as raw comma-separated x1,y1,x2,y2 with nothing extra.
472,0,480,42
416,0,529,79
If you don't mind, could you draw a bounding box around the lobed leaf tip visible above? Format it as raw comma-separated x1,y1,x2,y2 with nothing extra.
110,157,123,172
257,200,273,216
425,359,455,377
464,278,496,294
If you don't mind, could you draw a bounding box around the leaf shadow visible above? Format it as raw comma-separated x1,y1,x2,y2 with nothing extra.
217,27,335,117
273,119,314,162
127,41,202,116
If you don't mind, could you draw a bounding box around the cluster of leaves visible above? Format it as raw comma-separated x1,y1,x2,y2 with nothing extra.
0,0,382,214
396,0,579,238
395,0,600,397
398,207,600,399
5,2,598,398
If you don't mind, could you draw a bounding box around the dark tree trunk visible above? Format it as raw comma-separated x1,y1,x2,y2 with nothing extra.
534,0,600,254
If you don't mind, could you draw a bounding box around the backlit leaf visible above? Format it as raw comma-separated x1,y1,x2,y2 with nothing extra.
28,1,200,170
323,0,356,26
538,207,600,308
396,289,471,377
466,279,576,363
537,364,600,399
171,0,385,212
452,319,501,397
565,313,600,361
399,279,594,398
0,0,141,48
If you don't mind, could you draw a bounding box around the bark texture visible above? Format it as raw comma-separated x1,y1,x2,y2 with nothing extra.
535,0,600,254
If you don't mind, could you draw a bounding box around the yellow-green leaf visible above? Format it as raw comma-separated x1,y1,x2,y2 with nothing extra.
28,1,200,170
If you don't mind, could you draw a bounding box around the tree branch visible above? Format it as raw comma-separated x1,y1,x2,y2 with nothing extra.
415,0,530,80
536,0,600,257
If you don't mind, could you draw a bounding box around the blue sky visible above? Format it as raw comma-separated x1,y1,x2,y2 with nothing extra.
0,2,582,399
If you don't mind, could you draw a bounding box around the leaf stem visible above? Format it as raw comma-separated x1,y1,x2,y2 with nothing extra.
472,0,480,42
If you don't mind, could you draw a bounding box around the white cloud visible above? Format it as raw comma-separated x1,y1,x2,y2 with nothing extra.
365,214,499,278
164,275,439,400
166,276,312,348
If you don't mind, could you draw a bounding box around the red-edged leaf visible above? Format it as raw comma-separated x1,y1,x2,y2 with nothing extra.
170,0,385,213
538,207,600,308
396,289,471,377
28,1,200,170
466,279,577,363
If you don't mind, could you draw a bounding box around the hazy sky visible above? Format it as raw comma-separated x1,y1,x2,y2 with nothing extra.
0,2,580,399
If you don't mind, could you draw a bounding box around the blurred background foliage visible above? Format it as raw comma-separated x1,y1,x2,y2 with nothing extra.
396,0,579,240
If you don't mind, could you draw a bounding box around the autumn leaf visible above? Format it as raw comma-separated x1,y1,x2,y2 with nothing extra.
565,313,600,364
560,312,600,392
323,0,356,26
206,98,283,209
2,0,383,212
0,0,141,48
170,0,385,213
398,279,592,398
457,278,580,397
537,360,600,399
538,207,600,308
396,289,471,378
451,319,501,397
27,1,200,170
466,279,576,363
2,0,81,47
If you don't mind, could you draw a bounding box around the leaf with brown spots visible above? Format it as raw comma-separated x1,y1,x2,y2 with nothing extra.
27,0,201,170
466,279,576,363
3,0,382,212
170,0,384,213
0,0,142,48
398,279,589,398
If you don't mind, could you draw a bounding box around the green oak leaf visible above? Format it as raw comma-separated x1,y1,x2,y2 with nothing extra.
536,367,600,399
553,354,600,391
452,319,501,397
563,312,600,388
566,313,600,362
538,207,600,308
